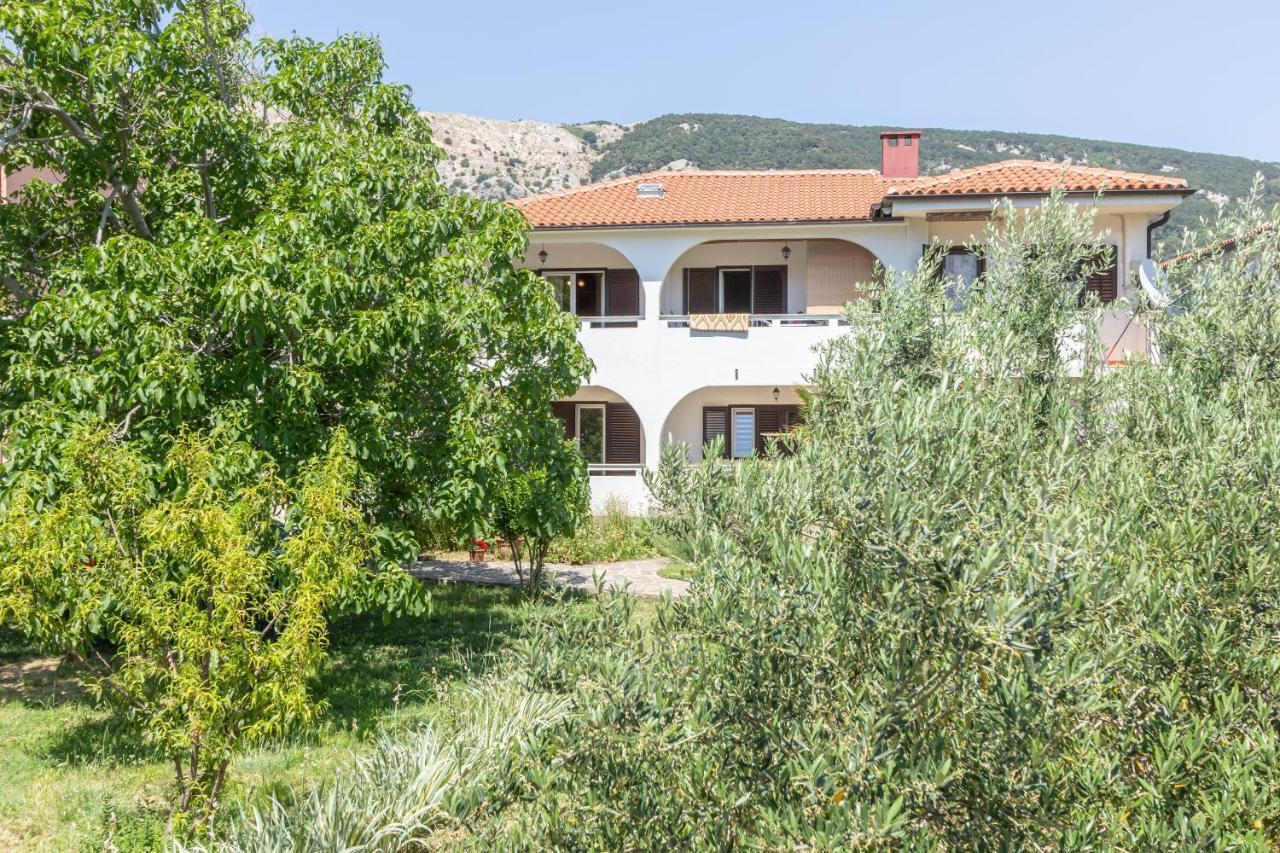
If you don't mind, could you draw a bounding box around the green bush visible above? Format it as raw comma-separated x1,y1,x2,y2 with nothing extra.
545,497,658,564
489,193,1280,848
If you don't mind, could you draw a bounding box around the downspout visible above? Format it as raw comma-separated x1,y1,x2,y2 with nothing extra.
1146,210,1171,259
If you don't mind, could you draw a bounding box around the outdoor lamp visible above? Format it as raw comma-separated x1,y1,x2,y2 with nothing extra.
781,243,791,261
538,247,548,264
773,387,781,401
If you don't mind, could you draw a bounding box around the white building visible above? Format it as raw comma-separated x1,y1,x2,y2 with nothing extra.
512,132,1193,510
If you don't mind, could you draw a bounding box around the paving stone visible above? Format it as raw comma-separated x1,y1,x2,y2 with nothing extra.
406,556,688,599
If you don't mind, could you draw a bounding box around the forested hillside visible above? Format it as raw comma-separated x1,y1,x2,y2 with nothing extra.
590,114,1280,238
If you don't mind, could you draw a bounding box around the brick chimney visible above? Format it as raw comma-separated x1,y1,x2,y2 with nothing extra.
880,130,921,179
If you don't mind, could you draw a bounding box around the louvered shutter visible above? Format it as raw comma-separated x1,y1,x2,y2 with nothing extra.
551,402,576,441
606,268,640,317
702,406,729,458
756,407,783,453
784,406,803,429
752,265,787,314
1080,246,1118,304
605,402,642,464
684,268,718,314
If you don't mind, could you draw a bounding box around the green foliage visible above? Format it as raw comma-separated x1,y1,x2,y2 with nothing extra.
200,679,570,852
491,444,589,594
0,584,577,849
592,113,1280,237
0,0,590,559
545,496,658,564
487,195,1280,847
0,426,370,828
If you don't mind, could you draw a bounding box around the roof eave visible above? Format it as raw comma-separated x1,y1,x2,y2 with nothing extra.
525,216,900,233
886,187,1196,202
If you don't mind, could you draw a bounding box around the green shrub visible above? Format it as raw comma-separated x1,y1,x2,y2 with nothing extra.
545,497,658,564
488,194,1280,848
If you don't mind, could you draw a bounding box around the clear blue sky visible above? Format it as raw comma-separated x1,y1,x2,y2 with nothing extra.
246,0,1280,163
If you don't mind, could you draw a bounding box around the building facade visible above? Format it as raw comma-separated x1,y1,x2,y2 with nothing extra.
512,132,1193,510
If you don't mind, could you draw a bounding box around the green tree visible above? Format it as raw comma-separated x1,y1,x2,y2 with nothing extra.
0,0,589,556
0,425,368,828
492,443,589,594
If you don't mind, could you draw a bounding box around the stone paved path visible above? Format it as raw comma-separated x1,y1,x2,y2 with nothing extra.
407,556,688,599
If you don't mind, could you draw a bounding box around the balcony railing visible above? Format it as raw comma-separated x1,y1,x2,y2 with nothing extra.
660,314,848,329
578,315,643,329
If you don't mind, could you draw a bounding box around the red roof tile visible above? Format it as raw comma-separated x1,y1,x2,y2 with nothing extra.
885,160,1189,197
513,170,890,229
513,161,1190,229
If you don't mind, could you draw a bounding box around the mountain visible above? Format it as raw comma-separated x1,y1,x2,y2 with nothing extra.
424,112,1280,242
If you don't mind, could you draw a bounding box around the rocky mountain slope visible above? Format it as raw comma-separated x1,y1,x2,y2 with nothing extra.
423,111,1280,236
424,112,622,200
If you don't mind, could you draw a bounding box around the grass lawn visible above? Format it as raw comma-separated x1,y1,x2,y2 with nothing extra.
0,583,607,851
657,561,696,581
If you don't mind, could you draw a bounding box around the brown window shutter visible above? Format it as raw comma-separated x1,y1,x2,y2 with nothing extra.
605,402,642,464
606,268,640,317
551,401,576,440
702,406,729,458
1080,246,1118,304
752,265,787,314
684,268,718,314
784,405,803,429
755,406,783,453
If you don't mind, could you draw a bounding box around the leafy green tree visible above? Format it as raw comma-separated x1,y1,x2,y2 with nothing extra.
492,443,589,594
0,425,367,828
0,0,589,556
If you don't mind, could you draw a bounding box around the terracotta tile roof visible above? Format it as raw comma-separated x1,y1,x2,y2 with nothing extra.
513,161,1190,229
513,169,890,229
885,160,1189,198
1158,223,1274,269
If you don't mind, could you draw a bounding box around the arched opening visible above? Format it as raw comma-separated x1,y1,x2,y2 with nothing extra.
520,241,645,322
551,385,646,472
660,385,809,463
660,238,882,319
551,385,649,512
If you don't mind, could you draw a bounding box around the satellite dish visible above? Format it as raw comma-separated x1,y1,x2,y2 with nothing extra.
1138,259,1172,309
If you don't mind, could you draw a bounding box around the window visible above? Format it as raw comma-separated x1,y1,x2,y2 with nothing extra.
731,409,755,458
943,249,982,309
683,266,788,315
553,401,642,467
924,245,985,309
703,405,802,458
1077,246,1119,305
576,405,605,464
546,273,572,311
721,269,752,313
543,270,605,317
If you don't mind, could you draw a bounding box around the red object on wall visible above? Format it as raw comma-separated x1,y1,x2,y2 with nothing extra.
880,130,922,179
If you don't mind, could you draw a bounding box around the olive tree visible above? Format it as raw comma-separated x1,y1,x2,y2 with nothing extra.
501,194,1280,848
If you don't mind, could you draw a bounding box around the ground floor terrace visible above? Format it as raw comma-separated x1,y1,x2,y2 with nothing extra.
553,384,810,510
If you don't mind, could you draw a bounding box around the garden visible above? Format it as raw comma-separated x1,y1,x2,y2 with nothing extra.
2,0,1280,849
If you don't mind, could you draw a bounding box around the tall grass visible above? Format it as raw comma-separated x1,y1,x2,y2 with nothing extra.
196,680,568,851
545,497,657,564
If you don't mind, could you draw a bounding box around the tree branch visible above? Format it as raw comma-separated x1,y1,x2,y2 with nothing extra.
95,194,115,245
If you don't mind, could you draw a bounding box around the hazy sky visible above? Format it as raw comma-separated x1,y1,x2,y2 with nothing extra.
246,0,1280,163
